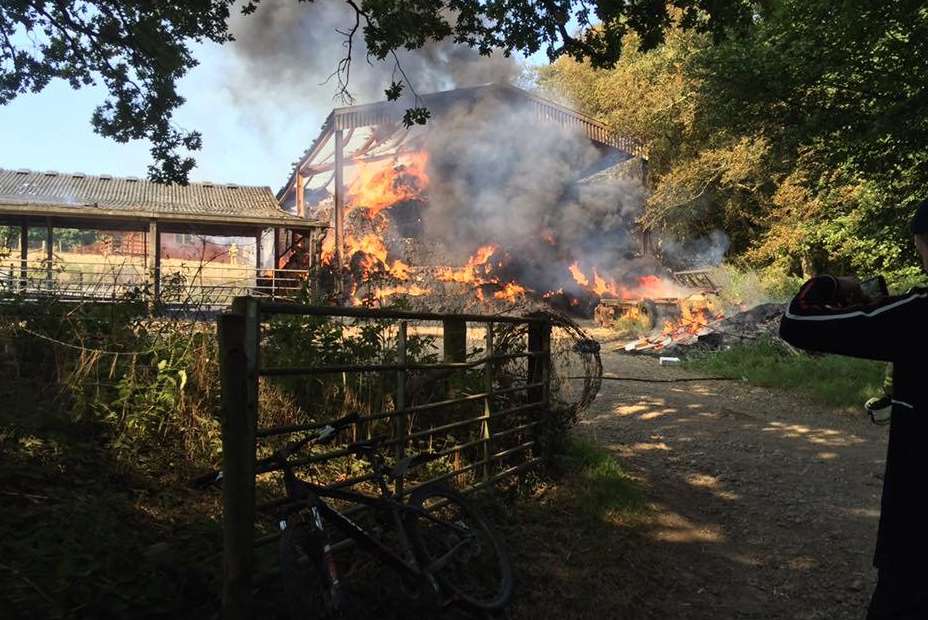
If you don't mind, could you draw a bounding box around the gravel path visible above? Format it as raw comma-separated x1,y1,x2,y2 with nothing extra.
578,350,888,619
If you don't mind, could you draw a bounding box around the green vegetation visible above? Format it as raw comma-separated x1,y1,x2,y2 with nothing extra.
558,438,647,523
686,340,886,409
0,428,223,619
0,293,560,617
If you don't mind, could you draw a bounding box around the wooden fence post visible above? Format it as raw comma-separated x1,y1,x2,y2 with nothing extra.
442,318,467,397
394,321,407,495
481,323,494,480
527,320,552,459
220,297,260,620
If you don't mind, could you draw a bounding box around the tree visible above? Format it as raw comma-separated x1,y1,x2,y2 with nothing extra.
0,0,755,183
538,25,774,258
540,1,928,287
697,0,928,283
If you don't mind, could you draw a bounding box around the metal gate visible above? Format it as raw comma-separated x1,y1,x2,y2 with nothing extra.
217,296,554,618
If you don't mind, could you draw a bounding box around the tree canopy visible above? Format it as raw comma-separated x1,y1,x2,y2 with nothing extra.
539,0,928,288
0,0,755,183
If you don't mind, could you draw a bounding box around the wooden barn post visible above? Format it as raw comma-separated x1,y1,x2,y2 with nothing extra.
334,128,345,294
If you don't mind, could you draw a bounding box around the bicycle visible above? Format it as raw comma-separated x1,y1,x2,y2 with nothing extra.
194,412,513,618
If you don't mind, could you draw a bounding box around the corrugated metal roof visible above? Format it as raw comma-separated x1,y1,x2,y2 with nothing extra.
0,168,314,226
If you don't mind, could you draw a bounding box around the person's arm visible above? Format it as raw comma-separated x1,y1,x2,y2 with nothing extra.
779,276,928,362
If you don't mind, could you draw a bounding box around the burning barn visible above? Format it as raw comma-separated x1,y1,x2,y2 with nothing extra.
276,83,713,327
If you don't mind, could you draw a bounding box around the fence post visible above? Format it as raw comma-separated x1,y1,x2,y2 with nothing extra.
442,318,467,397
394,321,407,495
220,297,260,620
527,320,552,459
481,323,494,481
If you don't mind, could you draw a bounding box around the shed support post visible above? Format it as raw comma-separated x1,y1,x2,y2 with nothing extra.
221,297,260,620
19,225,27,291
334,128,345,295
272,228,281,299
45,222,53,291
147,221,160,306
273,228,281,269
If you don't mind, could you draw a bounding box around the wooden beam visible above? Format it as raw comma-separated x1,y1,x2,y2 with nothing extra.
443,318,467,397
334,128,345,294
295,172,305,218
255,229,263,272
0,203,323,232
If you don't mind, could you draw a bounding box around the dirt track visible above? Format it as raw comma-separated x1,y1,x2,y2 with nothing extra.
569,349,888,619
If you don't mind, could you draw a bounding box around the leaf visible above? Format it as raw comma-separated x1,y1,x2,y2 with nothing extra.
384,81,404,101
402,107,431,128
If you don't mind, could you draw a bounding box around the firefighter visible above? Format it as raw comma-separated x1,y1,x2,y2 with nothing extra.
779,198,928,618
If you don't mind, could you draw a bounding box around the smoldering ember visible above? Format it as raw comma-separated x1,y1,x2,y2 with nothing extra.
3,3,921,619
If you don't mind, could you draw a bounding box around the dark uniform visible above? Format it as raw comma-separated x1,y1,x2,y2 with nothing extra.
780,275,928,618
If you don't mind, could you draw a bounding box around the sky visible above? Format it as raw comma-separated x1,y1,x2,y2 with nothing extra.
0,32,545,193
0,41,332,191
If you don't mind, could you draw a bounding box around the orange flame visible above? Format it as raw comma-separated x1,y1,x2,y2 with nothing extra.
347,152,429,218
374,284,430,299
662,307,714,337
591,268,620,297
569,262,589,287
437,245,497,284
493,282,527,303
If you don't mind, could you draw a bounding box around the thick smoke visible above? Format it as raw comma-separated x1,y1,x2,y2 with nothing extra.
420,94,651,293
658,230,731,270
225,0,521,111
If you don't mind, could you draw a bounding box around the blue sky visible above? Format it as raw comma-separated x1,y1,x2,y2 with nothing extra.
0,41,330,190
0,37,544,192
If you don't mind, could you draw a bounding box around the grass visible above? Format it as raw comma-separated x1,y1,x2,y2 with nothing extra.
686,339,887,409
0,425,225,619
557,438,647,523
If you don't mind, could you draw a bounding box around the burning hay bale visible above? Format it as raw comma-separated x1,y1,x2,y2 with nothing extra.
620,302,786,357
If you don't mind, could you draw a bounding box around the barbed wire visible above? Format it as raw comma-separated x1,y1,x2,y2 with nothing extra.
14,324,152,357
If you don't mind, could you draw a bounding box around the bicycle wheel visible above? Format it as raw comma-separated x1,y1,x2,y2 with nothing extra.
407,484,513,612
279,522,332,619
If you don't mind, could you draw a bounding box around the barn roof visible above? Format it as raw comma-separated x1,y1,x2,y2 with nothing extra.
0,168,324,231
277,83,643,206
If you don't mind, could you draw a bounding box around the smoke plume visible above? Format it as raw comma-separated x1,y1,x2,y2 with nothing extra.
225,0,522,112
419,93,650,294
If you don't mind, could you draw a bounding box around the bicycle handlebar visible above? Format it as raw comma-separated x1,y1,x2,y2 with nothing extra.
190,412,362,489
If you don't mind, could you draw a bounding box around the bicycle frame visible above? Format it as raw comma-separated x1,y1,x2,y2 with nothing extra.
282,475,475,582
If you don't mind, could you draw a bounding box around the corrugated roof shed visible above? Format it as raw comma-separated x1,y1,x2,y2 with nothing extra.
0,168,321,229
